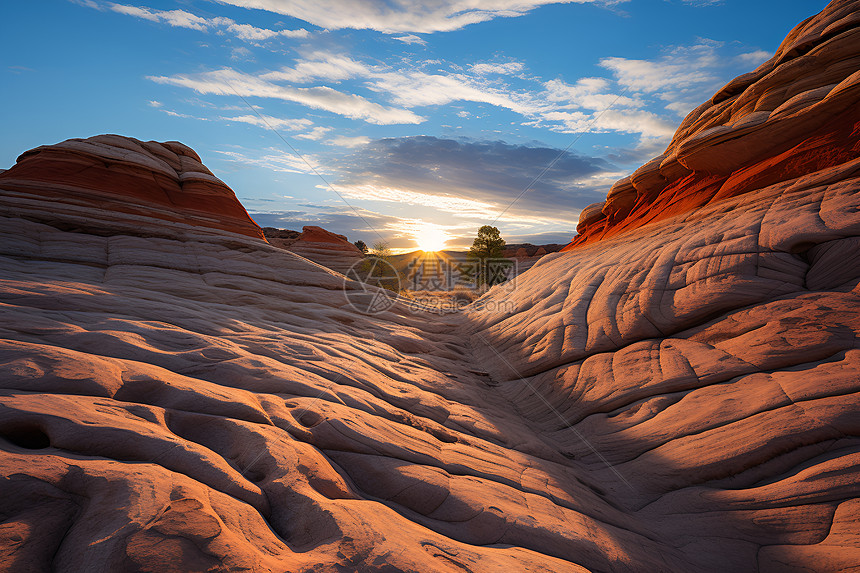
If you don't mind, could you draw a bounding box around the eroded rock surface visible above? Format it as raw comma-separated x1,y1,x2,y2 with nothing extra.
0,134,265,241
285,226,364,274
2,2,860,571
572,0,860,247
263,226,364,274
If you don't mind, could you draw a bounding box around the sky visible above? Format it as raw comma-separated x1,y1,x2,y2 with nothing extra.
3,0,828,252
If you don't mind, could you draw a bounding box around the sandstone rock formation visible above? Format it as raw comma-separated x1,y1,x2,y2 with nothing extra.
283,225,364,274
262,225,364,274
2,2,860,571
0,135,265,241
503,243,565,274
572,0,860,247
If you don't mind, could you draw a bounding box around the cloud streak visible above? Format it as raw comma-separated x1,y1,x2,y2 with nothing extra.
212,0,610,34
148,68,425,125
101,2,310,40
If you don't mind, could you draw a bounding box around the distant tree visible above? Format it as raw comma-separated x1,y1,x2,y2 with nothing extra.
361,240,401,293
469,225,506,259
354,240,368,254
468,225,511,286
370,240,391,260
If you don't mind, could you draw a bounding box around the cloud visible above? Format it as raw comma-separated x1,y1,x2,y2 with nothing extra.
328,135,371,148
236,51,680,143
539,108,676,140
335,136,614,223
470,62,525,75
211,0,611,34
148,68,425,125
597,39,748,118
393,34,426,45
215,147,321,175
97,2,309,41
148,100,163,108
294,126,334,140
150,39,765,149
161,109,210,120
225,22,309,40
221,114,313,131
736,50,771,65
109,4,210,30
69,0,102,8
544,77,642,110
260,53,372,83
230,46,254,61
258,52,538,115
367,68,539,114
599,50,719,93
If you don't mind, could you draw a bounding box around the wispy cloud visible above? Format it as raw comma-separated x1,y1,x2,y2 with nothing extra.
736,50,771,65
323,136,370,148
211,0,615,34
215,147,321,174
147,68,425,125
82,2,310,41
148,40,765,148
597,39,730,117
393,34,426,45
470,61,525,75
294,126,334,141
109,4,209,30
225,21,309,40
161,109,210,120
221,113,313,131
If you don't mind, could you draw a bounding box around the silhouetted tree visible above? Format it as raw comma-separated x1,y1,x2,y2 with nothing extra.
353,240,368,254
468,225,511,286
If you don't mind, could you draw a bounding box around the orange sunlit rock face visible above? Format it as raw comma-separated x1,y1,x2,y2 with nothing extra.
567,0,860,250
0,134,266,241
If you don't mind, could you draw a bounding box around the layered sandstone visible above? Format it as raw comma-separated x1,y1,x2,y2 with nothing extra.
263,226,363,274
0,134,265,241
571,0,860,247
285,226,364,274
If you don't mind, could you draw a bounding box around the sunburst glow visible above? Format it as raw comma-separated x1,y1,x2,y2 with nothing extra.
413,225,450,252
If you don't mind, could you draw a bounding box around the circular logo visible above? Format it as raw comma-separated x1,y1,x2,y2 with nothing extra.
343,257,401,314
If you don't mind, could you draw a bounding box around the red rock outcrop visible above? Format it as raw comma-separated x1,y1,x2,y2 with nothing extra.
263,226,363,274
286,225,364,274
570,0,860,248
0,134,265,240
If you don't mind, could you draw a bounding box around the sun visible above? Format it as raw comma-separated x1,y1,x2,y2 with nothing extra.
413,226,449,252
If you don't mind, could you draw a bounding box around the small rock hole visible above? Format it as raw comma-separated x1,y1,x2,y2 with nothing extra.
2,425,51,449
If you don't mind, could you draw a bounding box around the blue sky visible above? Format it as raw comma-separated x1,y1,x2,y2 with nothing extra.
3,0,827,251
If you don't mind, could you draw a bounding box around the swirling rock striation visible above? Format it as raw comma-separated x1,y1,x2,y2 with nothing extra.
0,134,265,241
570,0,860,248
